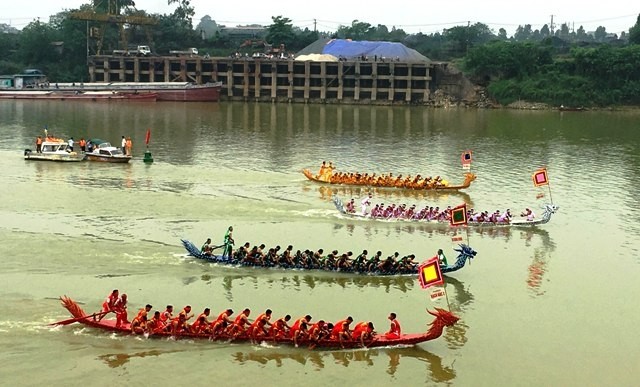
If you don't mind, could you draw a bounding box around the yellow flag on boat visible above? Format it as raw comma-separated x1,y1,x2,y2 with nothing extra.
418,257,444,289
532,168,549,187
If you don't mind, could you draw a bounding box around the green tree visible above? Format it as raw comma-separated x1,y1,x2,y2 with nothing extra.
195,15,219,39
557,23,570,40
497,28,508,40
266,16,296,48
167,0,195,28
629,14,640,44
336,20,375,40
513,24,532,41
540,24,550,38
92,0,136,15
444,22,494,56
18,19,61,71
594,26,607,42
576,26,588,41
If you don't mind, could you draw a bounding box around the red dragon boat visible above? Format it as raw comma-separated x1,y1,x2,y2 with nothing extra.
53,296,459,350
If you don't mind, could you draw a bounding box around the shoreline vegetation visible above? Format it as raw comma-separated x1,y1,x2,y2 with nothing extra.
1,6,639,108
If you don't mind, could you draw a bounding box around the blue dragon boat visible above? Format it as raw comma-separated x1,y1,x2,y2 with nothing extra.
181,239,477,276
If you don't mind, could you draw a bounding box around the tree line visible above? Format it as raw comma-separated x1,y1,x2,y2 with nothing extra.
1,3,639,106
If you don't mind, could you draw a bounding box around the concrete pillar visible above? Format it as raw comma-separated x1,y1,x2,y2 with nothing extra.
406,65,412,102
287,61,293,100
134,58,139,82
227,67,233,97
337,61,343,101
320,62,326,101
354,62,360,101
243,61,250,98
371,62,377,101
304,61,310,101
254,61,261,99
271,63,277,100
388,63,395,101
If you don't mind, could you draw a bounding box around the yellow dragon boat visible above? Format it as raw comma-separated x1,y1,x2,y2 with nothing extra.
302,166,476,191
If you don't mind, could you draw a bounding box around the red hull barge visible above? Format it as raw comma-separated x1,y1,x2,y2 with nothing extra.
52,82,221,102
0,91,157,101
54,296,459,350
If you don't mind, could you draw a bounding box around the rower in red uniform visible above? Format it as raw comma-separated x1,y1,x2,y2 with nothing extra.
135,304,152,321
160,305,174,331
191,308,212,334
351,321,376,347
249,309,273,339
171,313,189,336
289,315,312,338
130,313,148,334
331,316,353,347
98,289,119,321
146,311,164,334
269,314,292,339
113,293,129,328
210,319,229,338
307,320,328,346
215,309,234,325
384,312,401,339
178,305,194,322
291,317,311,347
228,308,252,338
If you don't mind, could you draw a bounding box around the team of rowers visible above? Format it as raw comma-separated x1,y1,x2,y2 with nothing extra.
99,290,402,348
202,240,430,273
314,161,450,189
345,196,536,223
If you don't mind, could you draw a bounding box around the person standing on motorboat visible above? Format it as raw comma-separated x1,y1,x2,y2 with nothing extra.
67,137,74,152
121,136,126,153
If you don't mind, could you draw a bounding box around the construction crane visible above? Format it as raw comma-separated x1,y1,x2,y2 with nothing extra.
69,0,157,55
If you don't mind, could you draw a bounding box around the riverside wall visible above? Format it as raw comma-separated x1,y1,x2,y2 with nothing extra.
88,56,486,106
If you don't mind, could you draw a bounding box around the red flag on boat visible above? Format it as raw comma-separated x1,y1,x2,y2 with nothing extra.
461,150,473,165
451,235,463,242
145,128,151,145
449,204,468,226
418,257,444,289
532,168,549,187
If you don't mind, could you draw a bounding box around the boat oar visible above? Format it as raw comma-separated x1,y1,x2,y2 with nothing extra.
49,310,110,326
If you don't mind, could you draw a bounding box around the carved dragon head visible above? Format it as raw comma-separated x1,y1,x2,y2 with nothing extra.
60,295,86,319
463,173,477,184
427,307,460,332
542,203,559,214
454,244,477,260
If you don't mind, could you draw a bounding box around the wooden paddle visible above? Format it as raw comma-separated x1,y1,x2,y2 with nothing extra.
49,310,110,326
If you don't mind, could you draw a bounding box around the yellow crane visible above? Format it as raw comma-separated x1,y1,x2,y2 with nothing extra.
69,0,157,55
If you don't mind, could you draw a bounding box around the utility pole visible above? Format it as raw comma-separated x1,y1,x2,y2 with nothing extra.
550,15,555,35
314,18,317,33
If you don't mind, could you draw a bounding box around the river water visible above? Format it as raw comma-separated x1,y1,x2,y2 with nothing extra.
0,100,639,386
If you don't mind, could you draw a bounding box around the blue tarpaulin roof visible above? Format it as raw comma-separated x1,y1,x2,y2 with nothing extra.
296,39,430,62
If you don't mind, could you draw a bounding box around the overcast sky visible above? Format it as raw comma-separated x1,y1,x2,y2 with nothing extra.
1,1,637,35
